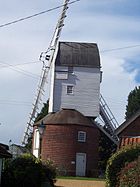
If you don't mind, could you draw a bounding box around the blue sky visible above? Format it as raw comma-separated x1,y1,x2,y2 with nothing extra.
123,57,140,83
0,0,139,144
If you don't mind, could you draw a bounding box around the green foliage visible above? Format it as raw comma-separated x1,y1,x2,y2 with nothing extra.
57,164,68,176
35,100,49,122
117,158,140,187
2,154,56,187
57,176,105,181
98,131,117,175
125,86,140,119
42,159,57,184
24,132,33,152
105,145,140,187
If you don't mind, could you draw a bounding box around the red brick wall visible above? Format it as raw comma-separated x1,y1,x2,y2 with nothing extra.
119,116,140,137
41,124,99,177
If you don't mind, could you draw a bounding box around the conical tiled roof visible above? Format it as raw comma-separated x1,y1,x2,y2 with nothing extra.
35,109,94,127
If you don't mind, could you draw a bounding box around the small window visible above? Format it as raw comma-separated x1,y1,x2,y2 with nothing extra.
67,85,74,95
78,131,86,142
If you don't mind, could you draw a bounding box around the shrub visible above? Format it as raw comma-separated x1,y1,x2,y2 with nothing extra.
42,159,57,185
117,158,140,187
106,145,140,187
56,164,68,176
2,154,56,187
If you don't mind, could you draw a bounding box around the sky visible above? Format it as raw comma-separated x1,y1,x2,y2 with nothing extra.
0,0,140,145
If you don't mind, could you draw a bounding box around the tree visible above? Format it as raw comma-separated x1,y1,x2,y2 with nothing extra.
98,131,117,177
24,132,33,152
25,100,49,151
35,100,49,122
125,86,140,119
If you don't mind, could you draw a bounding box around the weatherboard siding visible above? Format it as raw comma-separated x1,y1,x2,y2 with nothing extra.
53,66,100,117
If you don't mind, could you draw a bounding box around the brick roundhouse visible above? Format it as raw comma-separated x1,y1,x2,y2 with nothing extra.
33,109,100,177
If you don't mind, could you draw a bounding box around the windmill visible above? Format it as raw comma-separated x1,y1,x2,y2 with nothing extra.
22,0,119,146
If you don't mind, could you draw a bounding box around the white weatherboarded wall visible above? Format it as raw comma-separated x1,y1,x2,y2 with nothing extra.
52,66,101,117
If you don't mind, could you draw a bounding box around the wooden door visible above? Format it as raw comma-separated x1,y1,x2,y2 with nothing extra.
76,153,86,176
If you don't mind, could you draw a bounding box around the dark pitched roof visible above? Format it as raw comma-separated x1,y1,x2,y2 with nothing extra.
116,109,140,135
0,143,9,150
0,145,12,158
55,41,100,68
34,109,95,127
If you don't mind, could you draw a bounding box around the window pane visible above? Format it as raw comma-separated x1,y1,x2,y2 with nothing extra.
67,85,73,94
78,131,86,142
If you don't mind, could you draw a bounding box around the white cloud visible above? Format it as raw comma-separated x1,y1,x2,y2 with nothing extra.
0,0,140,144
100,54,138,124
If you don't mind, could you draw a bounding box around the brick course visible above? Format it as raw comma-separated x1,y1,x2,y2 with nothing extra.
41,123,99,177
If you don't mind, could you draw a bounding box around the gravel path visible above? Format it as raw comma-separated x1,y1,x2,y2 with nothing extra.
55,179,105,187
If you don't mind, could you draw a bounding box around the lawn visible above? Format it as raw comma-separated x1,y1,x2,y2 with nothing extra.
55,177,106,187
57,176,105,181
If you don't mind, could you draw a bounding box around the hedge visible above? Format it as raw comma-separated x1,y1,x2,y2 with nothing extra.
1,154,56,187
105,145,140,187
117,158,140,187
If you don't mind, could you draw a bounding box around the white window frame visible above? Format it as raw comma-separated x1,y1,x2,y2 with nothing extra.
66,85,74,95
78,131,86,142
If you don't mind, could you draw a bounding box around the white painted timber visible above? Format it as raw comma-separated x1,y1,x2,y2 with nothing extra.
48,43,59,113
55,71,68,80
76,153,86,176
33,129,40,158
52,66,101,117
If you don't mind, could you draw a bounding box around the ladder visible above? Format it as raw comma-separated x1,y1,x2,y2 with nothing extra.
98,94,119,144
22,0,72,145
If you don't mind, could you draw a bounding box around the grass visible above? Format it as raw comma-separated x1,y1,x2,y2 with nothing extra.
57,176,105,181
